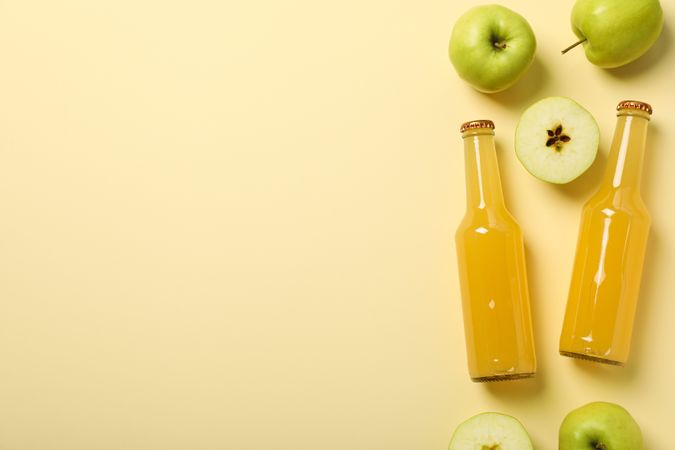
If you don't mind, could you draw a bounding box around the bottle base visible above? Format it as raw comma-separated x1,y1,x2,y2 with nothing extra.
471,372,535,383
559,350,624,366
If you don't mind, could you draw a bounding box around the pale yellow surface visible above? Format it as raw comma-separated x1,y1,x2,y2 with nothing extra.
0,0,673,448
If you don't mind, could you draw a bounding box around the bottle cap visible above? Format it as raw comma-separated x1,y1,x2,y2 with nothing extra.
460,120,495,133
617,100,652,115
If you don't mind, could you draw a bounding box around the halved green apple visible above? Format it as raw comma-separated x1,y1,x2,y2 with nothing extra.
449,412,534,450
515,96,599,184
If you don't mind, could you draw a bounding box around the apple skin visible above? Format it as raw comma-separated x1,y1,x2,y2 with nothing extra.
571,0,663,68
559,402,644,450
448,5,536,93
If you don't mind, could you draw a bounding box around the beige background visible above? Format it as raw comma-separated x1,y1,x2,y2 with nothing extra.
0,0,672,448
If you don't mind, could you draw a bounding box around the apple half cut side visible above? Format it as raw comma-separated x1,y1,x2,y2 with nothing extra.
449,412,534,450
515,96,599,184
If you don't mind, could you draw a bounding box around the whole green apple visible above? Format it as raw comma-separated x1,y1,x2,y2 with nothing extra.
559,401,644,450
564,0,663,68
448,5,536,93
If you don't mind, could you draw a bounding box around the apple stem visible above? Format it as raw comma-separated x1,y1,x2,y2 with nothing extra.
493,40,507,50
561,38,587,55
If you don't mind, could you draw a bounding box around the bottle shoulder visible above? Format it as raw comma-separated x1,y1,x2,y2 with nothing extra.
456,207,522,236
582,190,651,225
584,188,650,218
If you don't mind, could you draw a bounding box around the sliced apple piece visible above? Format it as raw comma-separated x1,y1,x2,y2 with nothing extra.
449,412,534,450
515,96,599,184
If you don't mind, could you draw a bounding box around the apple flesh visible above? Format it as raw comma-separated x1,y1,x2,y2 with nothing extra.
559,402,644,450
563,0,663,68
449,412,534,450
515,97,599,184
449,5,536,93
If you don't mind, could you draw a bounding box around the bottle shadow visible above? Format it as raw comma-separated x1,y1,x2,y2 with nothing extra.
487,111,667,390
493,138,518,211
553,145,606,200
643,121,662,211
483,368,545,399
483,243,548,400
557,118,662,384
604,22,672,79
483,142,547,400
563,228,661,385
486,118,662,393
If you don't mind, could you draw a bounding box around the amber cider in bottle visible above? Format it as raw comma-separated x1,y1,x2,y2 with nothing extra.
560,100,653,366
455,120,536,382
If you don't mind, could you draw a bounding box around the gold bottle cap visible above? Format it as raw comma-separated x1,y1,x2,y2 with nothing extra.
617,100,652,115
460,120,495,133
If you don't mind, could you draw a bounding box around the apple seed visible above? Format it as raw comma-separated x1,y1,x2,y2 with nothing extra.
545,124,571,151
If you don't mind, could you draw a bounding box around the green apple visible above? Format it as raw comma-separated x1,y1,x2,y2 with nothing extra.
449,412,533,450
448,5,536,93
515,96,599,184
562,0,663,68
559,402,644,450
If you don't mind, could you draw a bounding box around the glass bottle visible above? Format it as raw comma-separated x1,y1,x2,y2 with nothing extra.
560,100,653,366
455,120,536,382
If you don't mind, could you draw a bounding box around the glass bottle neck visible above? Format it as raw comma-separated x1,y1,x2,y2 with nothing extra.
462,131,505,210
603,112,650,191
